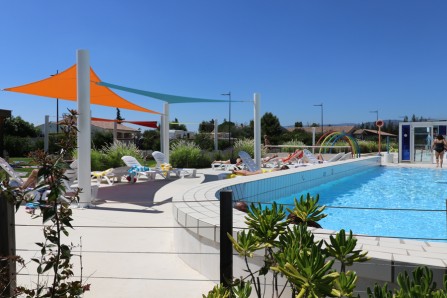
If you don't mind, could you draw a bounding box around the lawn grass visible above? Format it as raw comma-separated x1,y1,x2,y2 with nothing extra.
9,157,36,177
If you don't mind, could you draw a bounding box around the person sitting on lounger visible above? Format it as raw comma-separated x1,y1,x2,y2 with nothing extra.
232,165,289,176
20,169,39,189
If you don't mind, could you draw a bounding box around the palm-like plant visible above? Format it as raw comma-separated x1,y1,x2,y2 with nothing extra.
332,271,359,297
324,229,369,273
287,193,327,228
245,202,288,248
230,203,288,297
366,283,393,298
272,245,339,298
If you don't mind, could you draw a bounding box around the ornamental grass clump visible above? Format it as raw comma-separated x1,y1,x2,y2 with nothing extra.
233,138,267,157
170,140,210,168
281,139,305,153
100,141,143,168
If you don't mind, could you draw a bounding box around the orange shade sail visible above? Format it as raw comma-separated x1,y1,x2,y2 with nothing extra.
4,64,160,115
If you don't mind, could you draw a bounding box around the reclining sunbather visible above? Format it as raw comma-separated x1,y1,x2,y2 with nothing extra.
232,165,289,176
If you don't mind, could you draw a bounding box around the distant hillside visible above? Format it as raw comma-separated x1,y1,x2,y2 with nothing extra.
284,119,404,129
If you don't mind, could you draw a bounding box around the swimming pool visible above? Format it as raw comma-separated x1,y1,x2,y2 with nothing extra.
274,167,447,241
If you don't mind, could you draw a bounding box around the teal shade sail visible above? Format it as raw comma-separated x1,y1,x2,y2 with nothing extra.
98,82,228,104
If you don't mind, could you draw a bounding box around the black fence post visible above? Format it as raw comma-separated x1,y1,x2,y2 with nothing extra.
220,190,233,288
0,196,16,297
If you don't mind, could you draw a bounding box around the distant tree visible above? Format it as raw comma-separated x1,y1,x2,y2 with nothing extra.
4,116,39,137
310,122,320,127
116,108,124,122
411,114,417,122
403,116,409,122
261,112,282,144
140,130,160,150
198,119,215,133
218,119,234,133
194,133,214,151
294,121,303,127
280,128,313,145
170,118,187,131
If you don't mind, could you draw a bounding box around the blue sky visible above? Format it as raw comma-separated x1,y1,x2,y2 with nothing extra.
1,0,446,132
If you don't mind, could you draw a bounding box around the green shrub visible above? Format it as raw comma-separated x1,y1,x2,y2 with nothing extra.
92,131,113,149
194,133,215,151
90,149,108,171
4,136,35,157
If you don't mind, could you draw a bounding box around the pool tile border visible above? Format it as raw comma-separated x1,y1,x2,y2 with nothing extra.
173,156,447,289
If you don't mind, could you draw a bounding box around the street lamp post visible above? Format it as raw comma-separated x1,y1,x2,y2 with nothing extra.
313,103,323,135
51,70,59,133
221,92,231,146
370,110,379,122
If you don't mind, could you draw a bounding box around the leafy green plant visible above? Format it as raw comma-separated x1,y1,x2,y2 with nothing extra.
1,109,90,297
287,193,327,228
366,283,393,298
272,245,339,298
367,266,447,297
224,196,364,298
324,229,369,273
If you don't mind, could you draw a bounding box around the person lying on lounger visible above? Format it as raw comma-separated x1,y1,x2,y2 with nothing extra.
212,157,243,170
232,165,289,176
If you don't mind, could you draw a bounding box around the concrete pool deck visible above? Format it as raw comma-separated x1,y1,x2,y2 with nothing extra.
14,172,217,298
12,155,447,297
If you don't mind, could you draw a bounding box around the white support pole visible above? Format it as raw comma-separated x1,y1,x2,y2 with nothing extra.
312,127,316,154
76,50,92,208
254,93,261,166
163,103,170,162
44,115,49,152
214,119,218,151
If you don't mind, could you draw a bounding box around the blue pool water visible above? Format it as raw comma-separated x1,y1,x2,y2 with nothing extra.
273,167,447,241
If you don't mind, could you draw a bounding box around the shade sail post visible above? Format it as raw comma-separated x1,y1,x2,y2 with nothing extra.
77,50,92,208
254,93,261,167
163,103,170,162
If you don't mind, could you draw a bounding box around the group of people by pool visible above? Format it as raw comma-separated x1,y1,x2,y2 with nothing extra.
212,155,291,176
432,134,447,168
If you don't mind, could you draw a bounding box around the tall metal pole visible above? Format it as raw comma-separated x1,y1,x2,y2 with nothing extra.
370,110,379,122
221,92,231,148
314,103,323,135
51,70,60,133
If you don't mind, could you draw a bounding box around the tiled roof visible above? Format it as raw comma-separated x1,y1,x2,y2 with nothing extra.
353,129,397,137
91,120,137,132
